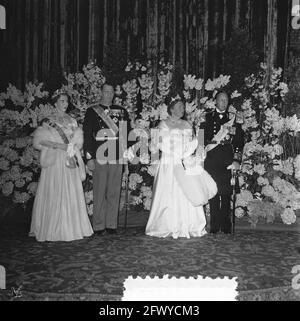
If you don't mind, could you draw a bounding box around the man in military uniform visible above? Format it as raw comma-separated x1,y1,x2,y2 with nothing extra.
201,91,244,234
83,83,132,235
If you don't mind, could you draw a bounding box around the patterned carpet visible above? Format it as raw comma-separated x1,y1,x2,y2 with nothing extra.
0,221,299,301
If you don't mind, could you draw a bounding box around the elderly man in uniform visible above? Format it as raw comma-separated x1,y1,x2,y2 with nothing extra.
200,91,244,234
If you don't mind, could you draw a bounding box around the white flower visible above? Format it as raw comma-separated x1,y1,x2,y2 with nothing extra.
242,117,258,131
183,90,191,100
241,99,252,111
114,97,123,106
2,181,14,196
125,64,132,72
115,85,122,95
235,207,245,218
273,118,285,136
285,115,300,135
215,74,231,88
260,62,267,70
185,101,197,114
231,90,241,99
6,149,19,162
205,79,215,91
251,131,260,141
281,207,297,225
14,191,30,203
140,109,151,121
253,164,266,175
140,153,150,164
245,75,256,88
195,79,204,91
15,179,25,188
129,173,143,190
243,141,262,156
241,163,254,175
141,185,152,198
278,82,289,97
0,158,10,171
27,182,38,195
183,74,197,90
131,194,143,205
281,158,294,176
22,171,33,182
204,99,216,110
10,166,21,181
228,105,236,117
273,144,283,156
261,185,275,198
238,175,245,187
236,190,253,207
15,137,30,149
200,97,208,104
257,176,269,186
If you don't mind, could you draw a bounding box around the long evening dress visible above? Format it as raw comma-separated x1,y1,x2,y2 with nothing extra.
29,114,93,242
145,120,217,239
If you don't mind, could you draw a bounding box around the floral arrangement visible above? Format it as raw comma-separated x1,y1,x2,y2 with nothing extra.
0,83,53,211
236,63,300,226
0,60,299,227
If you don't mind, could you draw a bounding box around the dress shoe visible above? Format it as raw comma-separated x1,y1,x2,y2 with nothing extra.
106,228,117,234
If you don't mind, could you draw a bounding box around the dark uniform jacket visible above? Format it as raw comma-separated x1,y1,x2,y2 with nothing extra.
200,110,244,195
83,104,132,164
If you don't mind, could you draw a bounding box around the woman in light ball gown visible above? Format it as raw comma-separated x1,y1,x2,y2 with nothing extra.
145,96,217,239
29,91,93,242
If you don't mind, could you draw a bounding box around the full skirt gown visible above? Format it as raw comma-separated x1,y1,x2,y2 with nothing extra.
29,116,93,242
145,121,217,239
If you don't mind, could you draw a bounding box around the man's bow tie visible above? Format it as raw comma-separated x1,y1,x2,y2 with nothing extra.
215,111,226,119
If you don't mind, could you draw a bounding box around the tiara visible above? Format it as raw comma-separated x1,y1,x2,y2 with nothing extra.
51,88,69,99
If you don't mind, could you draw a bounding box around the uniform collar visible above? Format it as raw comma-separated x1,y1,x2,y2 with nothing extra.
215,108,226,114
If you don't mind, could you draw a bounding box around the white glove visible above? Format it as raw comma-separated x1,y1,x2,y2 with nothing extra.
67,143,75,158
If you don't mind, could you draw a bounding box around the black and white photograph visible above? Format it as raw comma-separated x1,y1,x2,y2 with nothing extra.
0,0,299,304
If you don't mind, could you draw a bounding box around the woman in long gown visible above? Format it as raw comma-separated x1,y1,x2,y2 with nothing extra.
145,97,217,239
29,91,93,242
